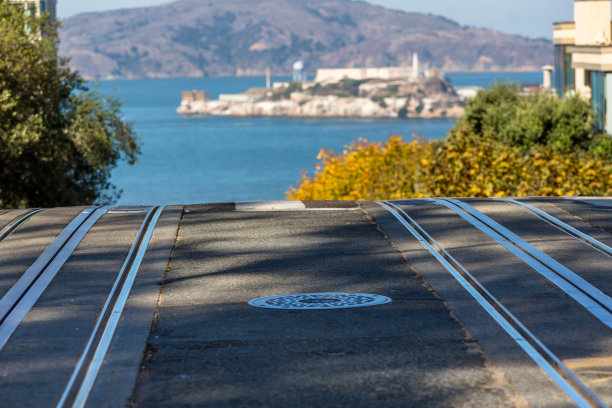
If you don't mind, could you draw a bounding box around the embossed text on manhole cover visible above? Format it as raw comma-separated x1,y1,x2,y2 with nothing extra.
248,293,391,310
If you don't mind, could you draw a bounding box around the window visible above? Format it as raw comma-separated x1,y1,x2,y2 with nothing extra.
564,48,575,92
554,45,564,98
591,71,604,130
585,70,592,89
554,45,576,98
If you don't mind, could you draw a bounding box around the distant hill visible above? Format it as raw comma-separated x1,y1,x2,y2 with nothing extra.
59,0,553,80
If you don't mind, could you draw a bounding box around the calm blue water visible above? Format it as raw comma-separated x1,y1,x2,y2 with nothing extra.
100,72,541,205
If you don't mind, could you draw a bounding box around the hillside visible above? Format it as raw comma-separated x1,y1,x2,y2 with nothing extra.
59,0,553,80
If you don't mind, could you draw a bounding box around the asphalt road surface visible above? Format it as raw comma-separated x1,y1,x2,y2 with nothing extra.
0,198,610,407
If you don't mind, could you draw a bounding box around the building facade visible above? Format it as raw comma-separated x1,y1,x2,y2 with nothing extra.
314,67,414,83
314,53,422,83
7,0,56,20
554,0,612,132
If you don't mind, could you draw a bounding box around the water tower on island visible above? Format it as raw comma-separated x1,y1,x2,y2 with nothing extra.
293,60,306,82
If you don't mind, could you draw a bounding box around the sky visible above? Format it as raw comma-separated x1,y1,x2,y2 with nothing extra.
57,0,575,39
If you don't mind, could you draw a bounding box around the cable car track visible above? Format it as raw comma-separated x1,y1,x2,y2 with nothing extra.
428,198,612,329
0,207,107,350
494,198,612,259
57,206,164,408
0,209,44,243
380,200,609,407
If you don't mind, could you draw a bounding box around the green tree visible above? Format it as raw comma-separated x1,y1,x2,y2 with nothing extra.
0,3,139,208
451,83,611,155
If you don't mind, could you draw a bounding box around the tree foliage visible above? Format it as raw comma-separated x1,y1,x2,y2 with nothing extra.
453,83,611,155
0,4,139,208
288,85,612,200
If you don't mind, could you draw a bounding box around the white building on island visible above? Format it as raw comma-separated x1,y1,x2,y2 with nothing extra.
314,52,424,83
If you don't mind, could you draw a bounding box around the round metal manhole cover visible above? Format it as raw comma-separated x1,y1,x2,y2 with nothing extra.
248,293,391,310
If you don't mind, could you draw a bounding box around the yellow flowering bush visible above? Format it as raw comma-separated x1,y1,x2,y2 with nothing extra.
422,132,612,198
287,134,612,200
287,136,427,200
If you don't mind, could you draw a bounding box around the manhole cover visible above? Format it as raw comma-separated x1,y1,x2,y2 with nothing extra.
248,293,391,310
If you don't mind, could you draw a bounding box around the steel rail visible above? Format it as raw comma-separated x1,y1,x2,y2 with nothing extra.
379,201,604,407
494,198,612,259
0,206,107,351
0,209,44,242
432,198,612,329
57,206,164,408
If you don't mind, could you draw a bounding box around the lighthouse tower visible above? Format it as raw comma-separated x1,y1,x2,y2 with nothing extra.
411,52,419,79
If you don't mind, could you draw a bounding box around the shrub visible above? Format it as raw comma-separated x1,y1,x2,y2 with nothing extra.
287,136,428,200
287,135,612,200
288,83,612,200
453,83,600,153
422,132,611,197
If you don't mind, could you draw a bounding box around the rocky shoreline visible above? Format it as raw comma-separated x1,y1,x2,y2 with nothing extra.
177,77,466,119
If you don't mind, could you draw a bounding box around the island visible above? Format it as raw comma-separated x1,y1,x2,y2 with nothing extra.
177,62,466,119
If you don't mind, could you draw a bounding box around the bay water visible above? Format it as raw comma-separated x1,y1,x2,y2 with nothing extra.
100,72,541,205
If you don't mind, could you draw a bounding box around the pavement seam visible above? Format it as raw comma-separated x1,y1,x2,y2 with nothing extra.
549,200,612,235
360,202,529,408
126,206,185,408
360,203,442,301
